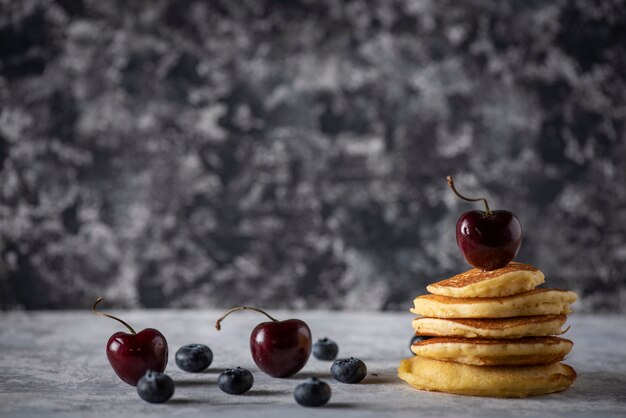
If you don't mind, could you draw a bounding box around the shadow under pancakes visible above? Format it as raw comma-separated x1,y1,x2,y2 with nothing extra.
562,371,626,404
394,370,626,413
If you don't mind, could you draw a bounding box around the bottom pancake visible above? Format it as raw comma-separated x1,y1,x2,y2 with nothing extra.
410,336,573,366
398,356,576,398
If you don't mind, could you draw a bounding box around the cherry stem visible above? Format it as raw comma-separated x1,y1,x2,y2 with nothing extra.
446,176,492,216
92,297,137,335
215,306,279,331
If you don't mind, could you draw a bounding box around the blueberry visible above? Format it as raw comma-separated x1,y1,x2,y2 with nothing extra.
331,357,367,384
294,377,331,407
136,371,175,403
410,335,432,355
217,367,254,395
175,344,213,373
313,338,339,361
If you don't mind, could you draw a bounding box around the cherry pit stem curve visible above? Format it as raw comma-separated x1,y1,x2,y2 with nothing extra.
215,306,279,331
447,176,493,217
92,297,137,335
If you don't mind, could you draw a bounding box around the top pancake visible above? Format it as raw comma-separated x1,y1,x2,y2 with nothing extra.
426,262,545,298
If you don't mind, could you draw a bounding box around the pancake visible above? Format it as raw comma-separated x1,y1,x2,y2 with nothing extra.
411,289,577,318
412,315,569,339
410,336,573,366
398,356,577,398
426,262,544,298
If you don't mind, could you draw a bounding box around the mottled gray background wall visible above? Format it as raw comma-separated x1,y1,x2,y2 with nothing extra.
1,0,625,312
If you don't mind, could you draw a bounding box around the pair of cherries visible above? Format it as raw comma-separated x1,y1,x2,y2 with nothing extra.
94,300,311,386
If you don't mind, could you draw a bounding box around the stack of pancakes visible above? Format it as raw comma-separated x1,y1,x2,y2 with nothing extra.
398,262,578,398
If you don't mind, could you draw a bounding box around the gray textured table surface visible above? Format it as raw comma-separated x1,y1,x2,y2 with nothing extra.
1,310,625,418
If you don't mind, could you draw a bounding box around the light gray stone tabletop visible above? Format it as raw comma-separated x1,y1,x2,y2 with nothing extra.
1,310,625,418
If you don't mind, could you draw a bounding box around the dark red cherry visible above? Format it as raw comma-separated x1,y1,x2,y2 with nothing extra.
456,210,522,270
93,298,168,386
447,176,522,270
216,307,312,378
